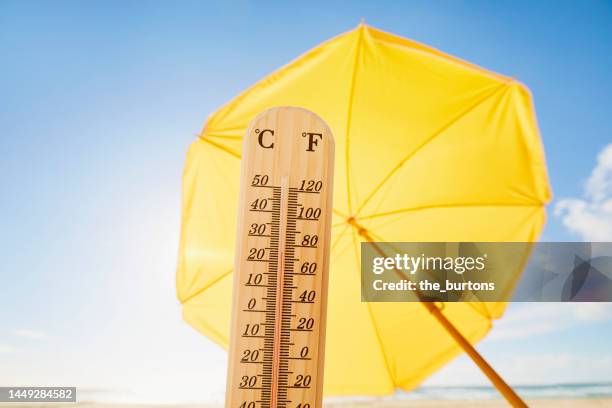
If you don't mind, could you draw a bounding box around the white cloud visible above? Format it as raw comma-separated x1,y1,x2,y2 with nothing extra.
10,329,47,340
0,344,15,354
555,143,612,241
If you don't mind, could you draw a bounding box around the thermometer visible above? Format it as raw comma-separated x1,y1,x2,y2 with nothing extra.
225,107,335,408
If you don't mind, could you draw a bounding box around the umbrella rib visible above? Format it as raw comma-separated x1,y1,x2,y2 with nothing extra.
199,135,241,159
364,229,502,392
358,201,542,220
354,82,510,216
180,268,233,305
333,207,349,219
394,321,492,389
350,226,397,388
364,228,500,318
344,25,364,215
330,223,351,251
364,25,510,83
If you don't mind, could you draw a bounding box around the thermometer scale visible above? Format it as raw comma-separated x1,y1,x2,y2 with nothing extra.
226,107,335,408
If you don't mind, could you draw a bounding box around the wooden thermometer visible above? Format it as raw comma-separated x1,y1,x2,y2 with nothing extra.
226,107,335,408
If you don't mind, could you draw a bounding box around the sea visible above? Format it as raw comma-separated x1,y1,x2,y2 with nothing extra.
79,383,612,404
401,383,612,400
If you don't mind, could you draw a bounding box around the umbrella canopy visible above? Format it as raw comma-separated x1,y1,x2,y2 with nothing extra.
176,24,551,395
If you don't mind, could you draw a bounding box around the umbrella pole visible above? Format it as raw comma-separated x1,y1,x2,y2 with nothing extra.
349,220,528,407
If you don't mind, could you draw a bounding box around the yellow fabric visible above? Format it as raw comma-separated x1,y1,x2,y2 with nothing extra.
176,24,551,395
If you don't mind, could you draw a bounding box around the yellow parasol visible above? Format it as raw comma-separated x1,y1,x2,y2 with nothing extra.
176,24,551,404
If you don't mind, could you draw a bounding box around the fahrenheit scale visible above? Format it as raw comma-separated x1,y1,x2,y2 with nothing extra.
226,107,335,408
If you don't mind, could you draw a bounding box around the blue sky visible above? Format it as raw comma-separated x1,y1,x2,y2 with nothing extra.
1,0,611,403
